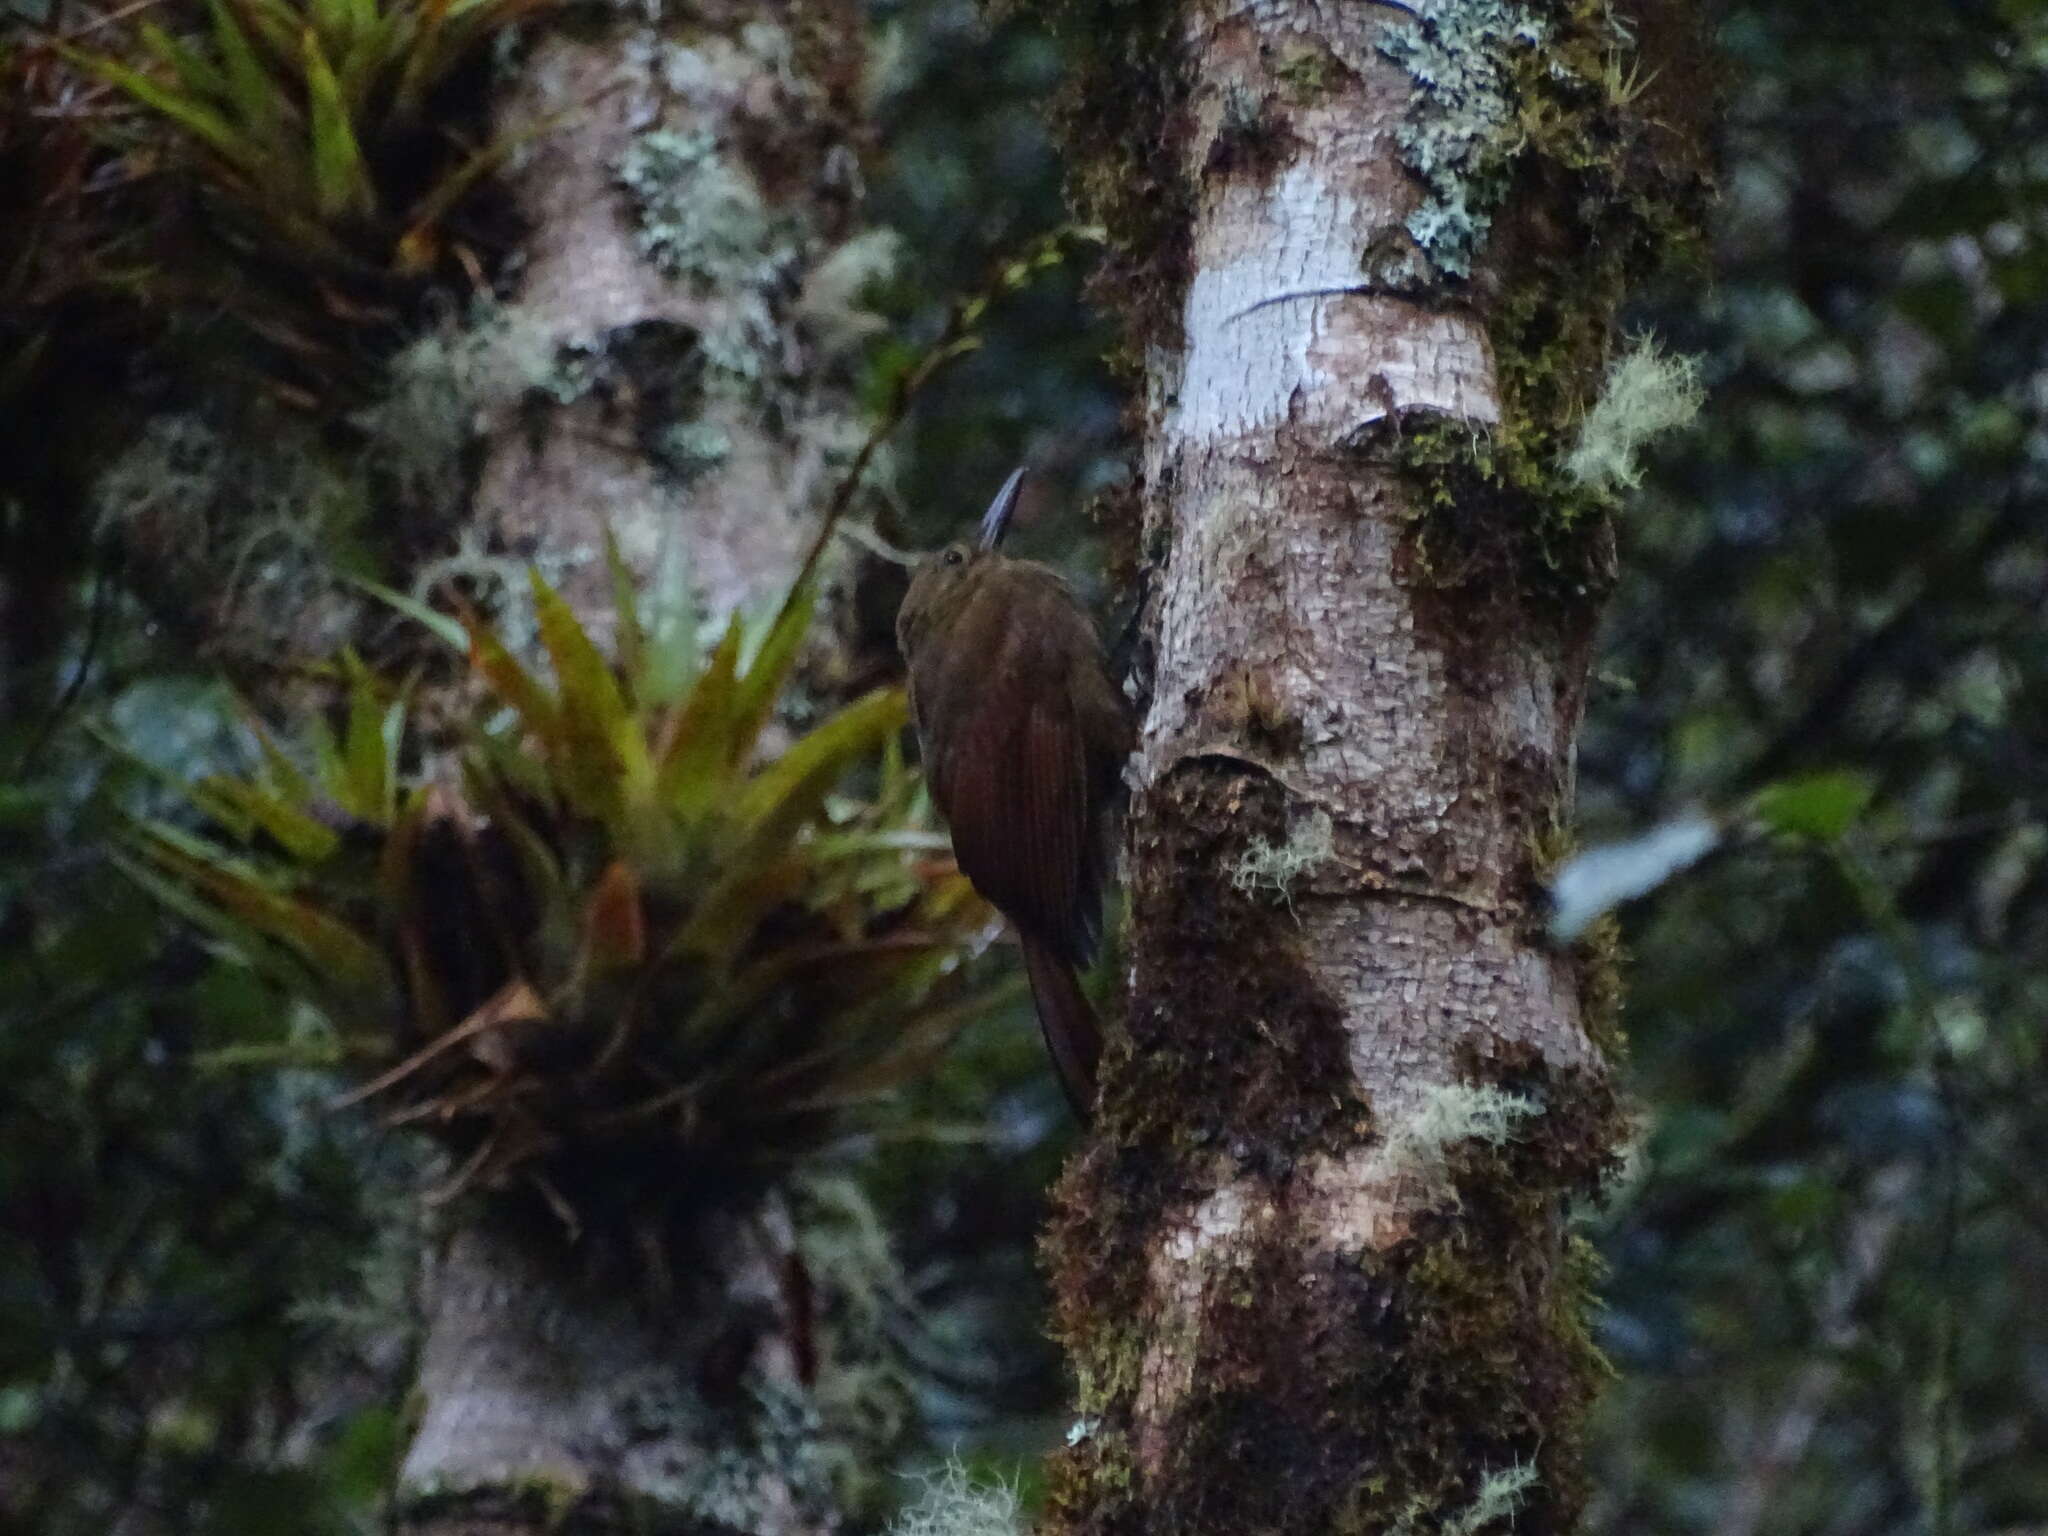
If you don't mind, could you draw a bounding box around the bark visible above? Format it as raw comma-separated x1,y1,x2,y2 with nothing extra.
398,1200,830,1536
465,2,871,627
1025,2,1709,1533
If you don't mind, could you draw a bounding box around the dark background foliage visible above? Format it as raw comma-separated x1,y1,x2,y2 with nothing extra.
4,0,2047,1531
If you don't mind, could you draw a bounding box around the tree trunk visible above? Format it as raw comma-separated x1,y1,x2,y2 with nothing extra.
459,3,873,627
78,0,899,1509
398,1194,848,1536
1024,2,1708,1533
390,5,898,1533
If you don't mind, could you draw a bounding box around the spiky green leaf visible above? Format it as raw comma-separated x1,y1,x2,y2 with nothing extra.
136,22,231,105
235,704,316,805
302,28,376,222
729,581,815,766
342,573,468,651
639,534,700,708
133,824,386,989
664,853,810,973
59,43,261,174
462,605,560,752
196,774,342,862
221,0,300,72
530,571,653,822
605,530,645,701
338,655,401,823
389,0,454,121
205,0,288,145
656,612,743,823
731,687,909,855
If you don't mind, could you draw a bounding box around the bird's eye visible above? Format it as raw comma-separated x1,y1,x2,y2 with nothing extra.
943,547,967,567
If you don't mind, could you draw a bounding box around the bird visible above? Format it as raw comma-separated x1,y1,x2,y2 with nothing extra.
896,468,1133,1120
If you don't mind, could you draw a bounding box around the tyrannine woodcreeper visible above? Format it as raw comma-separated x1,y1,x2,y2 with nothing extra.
896,469,1132,1120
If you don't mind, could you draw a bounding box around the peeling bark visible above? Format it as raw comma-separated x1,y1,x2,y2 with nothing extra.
1027,2,1707,1533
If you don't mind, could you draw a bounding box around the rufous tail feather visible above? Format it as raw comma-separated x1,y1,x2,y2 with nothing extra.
1019,931,1102,1121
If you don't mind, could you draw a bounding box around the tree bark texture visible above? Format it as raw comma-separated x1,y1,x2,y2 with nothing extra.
463,0,875,630
397,1196,856,1536
1024,2,1708,1533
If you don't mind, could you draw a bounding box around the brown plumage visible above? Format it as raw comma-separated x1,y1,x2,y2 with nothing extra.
896,469,1132,1119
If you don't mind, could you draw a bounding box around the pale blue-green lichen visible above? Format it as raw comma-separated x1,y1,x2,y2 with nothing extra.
615,128,780,292
354,301,578,516
624,1375,837,1528
791,1173,917,1520
887,1462,1022,1536
650,420,732,483
1374,0,1552,281
612,117,802,401
1230,808,1335,915
92,413,368,656
1391,1459,1539,1536
1562,337,1706,491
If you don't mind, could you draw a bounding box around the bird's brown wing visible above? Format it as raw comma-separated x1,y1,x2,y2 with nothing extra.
927,684,1094,967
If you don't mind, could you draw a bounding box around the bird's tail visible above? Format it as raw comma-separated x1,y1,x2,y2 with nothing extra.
1019,932,1103,1122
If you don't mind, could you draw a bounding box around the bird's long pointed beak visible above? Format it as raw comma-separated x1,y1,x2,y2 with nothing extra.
978,466,1027,551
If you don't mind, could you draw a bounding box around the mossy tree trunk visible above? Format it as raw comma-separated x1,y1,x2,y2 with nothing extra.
1022,2,1708,1533
383,6,900,1534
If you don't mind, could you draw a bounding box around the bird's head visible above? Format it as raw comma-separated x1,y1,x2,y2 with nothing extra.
897,466,1025,658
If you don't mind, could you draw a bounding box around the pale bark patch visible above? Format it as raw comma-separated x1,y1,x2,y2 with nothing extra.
1134,1180,1265,1472
402,1211,811,1524
1173,158,1498,446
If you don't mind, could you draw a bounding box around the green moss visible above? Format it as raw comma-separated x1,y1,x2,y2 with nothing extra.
1161,1043,1615,1536
1042,890,1624,1536
1527,816,1630,1062
1041,764,1374,1535
1273,42,1347,106
1013,6,1699,1532
1363,0,1712,607
1574,914,1630,1062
